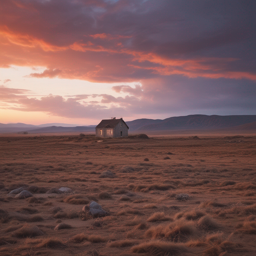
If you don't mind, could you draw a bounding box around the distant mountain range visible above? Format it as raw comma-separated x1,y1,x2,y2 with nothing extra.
0,115,256,134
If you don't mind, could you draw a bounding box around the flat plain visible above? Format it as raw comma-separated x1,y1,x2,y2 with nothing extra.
0,134,256,256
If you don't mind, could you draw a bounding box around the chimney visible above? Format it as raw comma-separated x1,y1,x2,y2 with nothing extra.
111,117,116,119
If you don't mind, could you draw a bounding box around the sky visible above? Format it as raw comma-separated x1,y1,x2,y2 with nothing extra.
0,0,256,125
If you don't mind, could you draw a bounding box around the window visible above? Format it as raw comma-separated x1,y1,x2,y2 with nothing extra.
100,130,103,135
107,129,112,135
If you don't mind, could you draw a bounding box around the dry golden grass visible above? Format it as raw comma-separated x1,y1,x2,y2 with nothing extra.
107,239,137,247
63,194,89,204
147,212,172,222
131,241,187,255
0,134,256,255
12,224,44,238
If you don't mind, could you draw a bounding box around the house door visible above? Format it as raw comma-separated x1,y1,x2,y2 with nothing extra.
120,131,123,137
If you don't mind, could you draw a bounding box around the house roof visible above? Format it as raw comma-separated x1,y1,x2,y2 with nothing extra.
96,118,129,129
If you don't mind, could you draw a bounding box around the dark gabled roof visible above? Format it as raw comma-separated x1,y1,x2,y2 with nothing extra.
96,118,129,129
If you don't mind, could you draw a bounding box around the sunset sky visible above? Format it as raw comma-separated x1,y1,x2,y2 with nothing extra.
0,0,255,125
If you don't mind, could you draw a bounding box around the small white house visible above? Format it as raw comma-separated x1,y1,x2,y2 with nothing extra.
96,118,129,138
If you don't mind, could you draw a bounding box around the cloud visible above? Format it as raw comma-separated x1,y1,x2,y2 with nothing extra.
0,85,29,101
4,79,11,83
0,0,255,82
29,69,62,78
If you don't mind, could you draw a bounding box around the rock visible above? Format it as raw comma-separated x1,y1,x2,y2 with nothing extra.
46,188,62,194
84,201,109,217
175,194,190,201
15,190,33,199
144,158,149,161
54,223,72,230
9,187,24,195
100,170,115,178
59,187,72,193
121,166,134,173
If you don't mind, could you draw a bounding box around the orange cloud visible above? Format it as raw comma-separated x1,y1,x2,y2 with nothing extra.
0,26,68,52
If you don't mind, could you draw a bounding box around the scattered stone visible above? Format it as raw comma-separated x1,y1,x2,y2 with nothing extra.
100,170,115,178
15,190,33,199
167,152,174,155
9,187,24,195
175,194,190,201
84,201,109,217
121,166,134,173
164,156,170,160
46,188,62,194
54,223,72,230
59,187,73,193
144,158,149,161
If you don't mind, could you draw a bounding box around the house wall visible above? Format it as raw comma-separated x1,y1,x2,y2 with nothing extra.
113,120,128,138
96,128,114,138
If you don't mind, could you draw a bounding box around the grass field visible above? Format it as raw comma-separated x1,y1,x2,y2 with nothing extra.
0,134,256,255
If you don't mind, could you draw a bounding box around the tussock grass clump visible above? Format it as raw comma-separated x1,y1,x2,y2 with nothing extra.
28,215,44,222
220,181,236,186
87,235,107,243
135,222,148,230
203,246,222,256
232,182,256,191
0,209,9,223
12,224,44,238
37,238,65,248
147,212,172,222
200,201,226,208
0,236,17,246
131,241,187,255
198,215,220,231
69,233,106,243
99,192,112,199
4,225,23,233
145,220,197,242
143,204,157,209
236,221,256,234
64,194,89,204
54,211,67,219
54,223,72,230
176,209,205,220
18,207,38,214
27,197,41,203
107,239,137,247
125,216,142,226
205,232,223,243
67,211,79,219
186,240,207,247
219,204,256,216
70,233,88,243
117,208,144,216
49,206,62,214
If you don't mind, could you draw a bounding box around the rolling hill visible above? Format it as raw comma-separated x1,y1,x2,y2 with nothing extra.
0,115,256,134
